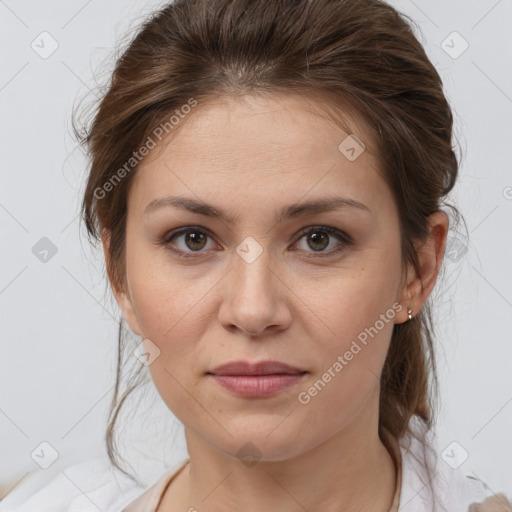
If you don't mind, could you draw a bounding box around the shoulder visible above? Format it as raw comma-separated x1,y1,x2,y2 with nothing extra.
397,426,512,512
468,494,512,512
0,457,146,512
122,458,190,512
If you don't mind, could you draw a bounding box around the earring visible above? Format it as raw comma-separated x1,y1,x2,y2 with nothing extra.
407,308,413,321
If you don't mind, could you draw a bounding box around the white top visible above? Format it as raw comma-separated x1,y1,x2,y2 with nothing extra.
1,431,510,512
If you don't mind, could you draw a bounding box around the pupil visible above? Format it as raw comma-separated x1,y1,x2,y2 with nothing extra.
186,232,206,250
308,232,328,251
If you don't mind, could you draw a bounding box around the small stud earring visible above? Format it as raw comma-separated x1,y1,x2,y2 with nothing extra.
407,308,413,321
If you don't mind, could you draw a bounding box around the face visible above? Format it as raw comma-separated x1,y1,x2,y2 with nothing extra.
111,93,412,462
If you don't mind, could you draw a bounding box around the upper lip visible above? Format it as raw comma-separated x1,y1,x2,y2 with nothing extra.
208,360,306,376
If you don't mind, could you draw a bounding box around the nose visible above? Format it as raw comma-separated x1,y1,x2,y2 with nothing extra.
217,249,292,337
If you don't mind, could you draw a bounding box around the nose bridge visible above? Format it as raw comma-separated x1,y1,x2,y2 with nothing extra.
232,242,276,309
218,239,290,336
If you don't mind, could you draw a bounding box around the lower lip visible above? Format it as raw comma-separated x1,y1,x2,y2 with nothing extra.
209,373,307,397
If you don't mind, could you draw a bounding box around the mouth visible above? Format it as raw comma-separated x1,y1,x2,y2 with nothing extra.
206,360,308,397
207,360,306,376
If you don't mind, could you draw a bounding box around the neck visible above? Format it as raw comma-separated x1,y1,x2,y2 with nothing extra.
164,393,397,512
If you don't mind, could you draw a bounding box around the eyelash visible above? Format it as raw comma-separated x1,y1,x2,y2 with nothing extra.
160,225,354,260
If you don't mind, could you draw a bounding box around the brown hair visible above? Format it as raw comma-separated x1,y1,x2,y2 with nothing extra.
74,0,461,506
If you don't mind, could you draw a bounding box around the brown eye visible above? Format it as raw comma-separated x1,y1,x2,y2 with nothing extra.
161,225,353,260
182,231,208,251
162,227,217,258
305,231,330,251
294,226,354,257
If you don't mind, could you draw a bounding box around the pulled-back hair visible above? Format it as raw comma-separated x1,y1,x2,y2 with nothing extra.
75,0,461,507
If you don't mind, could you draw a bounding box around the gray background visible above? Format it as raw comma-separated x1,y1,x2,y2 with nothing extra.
1,0,511,501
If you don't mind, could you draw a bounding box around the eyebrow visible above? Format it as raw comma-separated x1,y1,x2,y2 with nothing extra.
144,195,370,223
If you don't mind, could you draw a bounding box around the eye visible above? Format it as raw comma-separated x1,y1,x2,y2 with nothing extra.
293,226,354,258
161,227,218,258
160,225,354,259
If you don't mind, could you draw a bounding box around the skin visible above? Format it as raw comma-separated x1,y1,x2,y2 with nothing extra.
102,93,448,512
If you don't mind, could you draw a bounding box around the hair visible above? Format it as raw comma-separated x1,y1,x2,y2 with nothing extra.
74,0,463,508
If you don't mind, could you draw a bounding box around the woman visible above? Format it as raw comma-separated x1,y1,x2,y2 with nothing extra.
3,0,510,511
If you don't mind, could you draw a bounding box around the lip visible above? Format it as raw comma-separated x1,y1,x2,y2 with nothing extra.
207,360,308,398
208,360,305,376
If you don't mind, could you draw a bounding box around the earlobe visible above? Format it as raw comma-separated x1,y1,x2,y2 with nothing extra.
100,228,142,337
395,211,449,324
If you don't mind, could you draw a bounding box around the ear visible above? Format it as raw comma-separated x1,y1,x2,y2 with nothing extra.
100,228,142,336
395,210,449,324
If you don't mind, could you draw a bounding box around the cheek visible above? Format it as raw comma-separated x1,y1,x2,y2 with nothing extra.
124,243,224,376
126,267,209,423
125,240,205,337
295,241,402,404
303,259,401,355
130,277,206,366
293,286,398,443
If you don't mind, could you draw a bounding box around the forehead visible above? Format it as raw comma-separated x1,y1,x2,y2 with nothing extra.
129,93,389,215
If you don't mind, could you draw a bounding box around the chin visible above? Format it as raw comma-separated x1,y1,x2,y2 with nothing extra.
215,418,310,463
